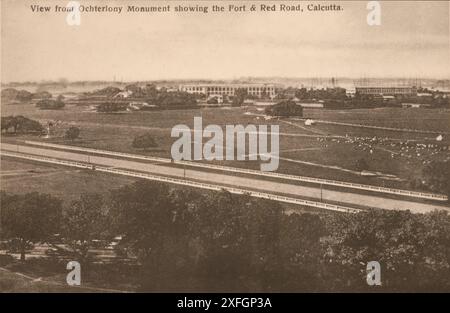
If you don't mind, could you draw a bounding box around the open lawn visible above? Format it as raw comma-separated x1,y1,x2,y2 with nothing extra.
302,107,450,133
0,157,135,203
2,103,449,191
0,258,137,292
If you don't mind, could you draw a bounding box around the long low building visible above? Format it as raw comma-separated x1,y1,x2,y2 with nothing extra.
355,86,417,96
179,84,278,99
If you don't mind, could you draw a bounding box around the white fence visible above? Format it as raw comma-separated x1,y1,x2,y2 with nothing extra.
23,141,172,164
0,150,362,214
22,140,448,201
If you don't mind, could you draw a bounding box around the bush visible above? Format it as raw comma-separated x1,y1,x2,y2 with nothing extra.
355,158,369,172
65,126,80,141
132,133,158,150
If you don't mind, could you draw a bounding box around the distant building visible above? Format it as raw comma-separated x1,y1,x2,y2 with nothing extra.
207,94,224,105
179,84,277,99
401,103,431,108
345,87,356,97
355,86,417,96
114,90,133,98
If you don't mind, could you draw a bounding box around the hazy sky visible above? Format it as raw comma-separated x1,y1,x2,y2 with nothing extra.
1,0,449,82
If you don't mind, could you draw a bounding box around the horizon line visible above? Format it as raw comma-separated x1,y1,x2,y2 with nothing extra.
2,76,449,85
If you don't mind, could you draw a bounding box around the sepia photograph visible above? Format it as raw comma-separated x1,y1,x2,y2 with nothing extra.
0,0,449,299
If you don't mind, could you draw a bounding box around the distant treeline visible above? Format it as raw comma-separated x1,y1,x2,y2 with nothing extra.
1,180,449,292
1,88,53,103
83,84,198,112
1,88,67,109
276,87,449,109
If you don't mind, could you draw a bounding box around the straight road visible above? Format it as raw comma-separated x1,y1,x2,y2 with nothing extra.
2,143,449,214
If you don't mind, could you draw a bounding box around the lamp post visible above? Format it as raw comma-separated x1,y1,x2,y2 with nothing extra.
320,183,323,202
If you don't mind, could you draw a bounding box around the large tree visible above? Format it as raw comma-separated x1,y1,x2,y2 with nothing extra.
0,192,62,261
277,213,327,291
1,116,43,134
422,160,450,200
61,194,111,262
265,100,303,117
189,191,283,291
110,181,192,290
323,210,450,292
232,88,248,106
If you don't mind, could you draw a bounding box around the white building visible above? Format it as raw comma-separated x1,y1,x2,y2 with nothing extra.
180,84,278,99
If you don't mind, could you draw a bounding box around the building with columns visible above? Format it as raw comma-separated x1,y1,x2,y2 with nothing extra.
355,86,417,96
179,84,278,99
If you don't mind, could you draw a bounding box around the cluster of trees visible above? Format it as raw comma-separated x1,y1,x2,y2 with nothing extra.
418,160,450,199
131,84,197,108
153,90,197,109
1,116,44,134
2,181,449,292
274,86,450,109
405,88,450,107
231,88,248,106
275,87,347,102
1,88,55,104
265,100,303,117
323,94,387,109
1,88,34,103
1,193,62,261
323,92,450,110
93,84,198,112
86,86,122,98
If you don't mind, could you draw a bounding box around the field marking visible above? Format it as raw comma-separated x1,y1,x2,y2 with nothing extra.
1,170,72,180
280,120,328,135
291,117,450,135
279,147,323,153
20,141,448,201
41,118,341,139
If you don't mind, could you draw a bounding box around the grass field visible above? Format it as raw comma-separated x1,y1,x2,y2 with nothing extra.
303,108,450,133
0,158,135,202
2,103,450,191
0,258,138,292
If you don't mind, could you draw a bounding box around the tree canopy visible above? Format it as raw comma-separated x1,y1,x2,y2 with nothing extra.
1,115,44,134
265,100,303,117
0,192,62,261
